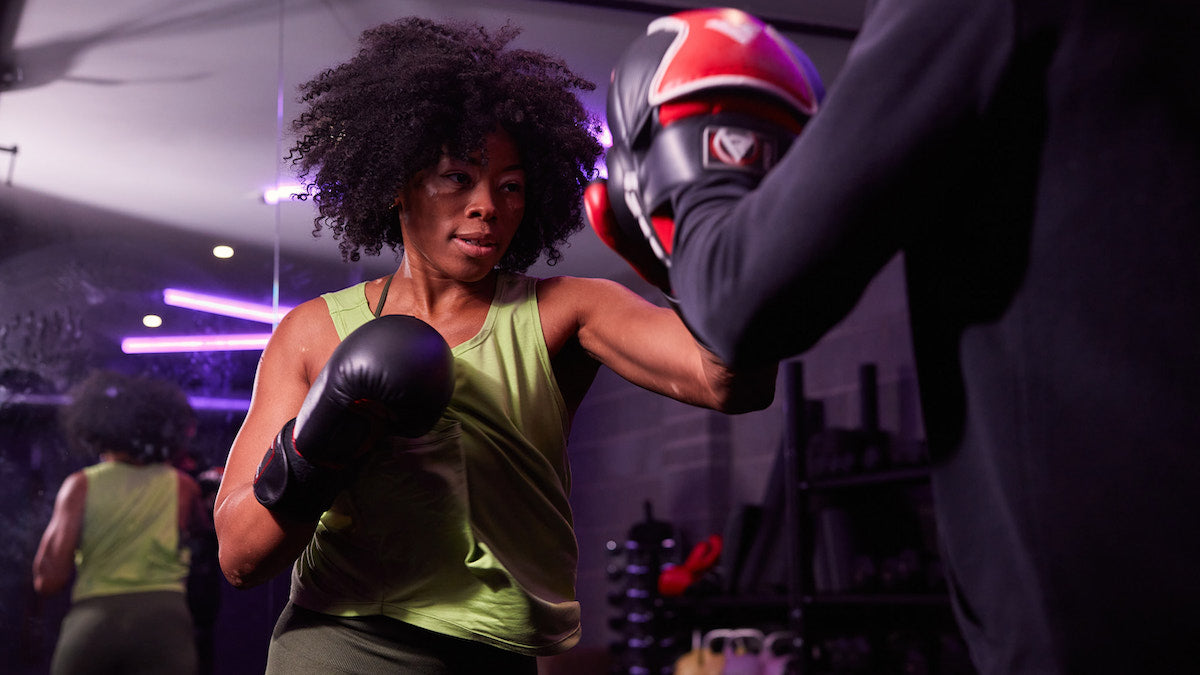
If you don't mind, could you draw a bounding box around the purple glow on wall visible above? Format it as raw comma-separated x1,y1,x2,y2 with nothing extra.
163,288,292,324
594,119,611,179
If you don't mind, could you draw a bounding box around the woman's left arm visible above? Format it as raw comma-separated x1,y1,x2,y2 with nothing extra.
540,276,776,413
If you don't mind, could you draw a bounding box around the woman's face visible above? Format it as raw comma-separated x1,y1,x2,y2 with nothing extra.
398,129,526,283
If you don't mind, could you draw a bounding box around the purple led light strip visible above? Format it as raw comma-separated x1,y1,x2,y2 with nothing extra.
163,288,292,324
120,331,272,353
121,333,272,354
0,392,249,412
119,288,294,354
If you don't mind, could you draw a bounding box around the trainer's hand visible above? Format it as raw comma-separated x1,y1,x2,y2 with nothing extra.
253,315,454,521
586,7,824,299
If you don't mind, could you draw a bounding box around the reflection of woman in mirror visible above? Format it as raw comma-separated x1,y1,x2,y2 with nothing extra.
213,16,774,674
33,370,203,675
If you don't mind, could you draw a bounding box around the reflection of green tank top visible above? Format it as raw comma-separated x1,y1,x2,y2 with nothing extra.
295,272,578,656
73,462,188,602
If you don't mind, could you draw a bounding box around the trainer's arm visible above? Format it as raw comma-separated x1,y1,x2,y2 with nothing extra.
670,0,1004,366
542,276,775,413
214,300,330,589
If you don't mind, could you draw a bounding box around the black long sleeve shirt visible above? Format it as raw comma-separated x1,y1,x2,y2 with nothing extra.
671,1,1200,672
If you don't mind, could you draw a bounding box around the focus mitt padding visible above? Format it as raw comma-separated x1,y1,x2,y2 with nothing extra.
588,7,825,299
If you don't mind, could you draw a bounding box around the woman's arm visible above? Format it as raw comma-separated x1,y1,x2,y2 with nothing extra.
213,299,337,589
32,471,87,595
539,276,775,413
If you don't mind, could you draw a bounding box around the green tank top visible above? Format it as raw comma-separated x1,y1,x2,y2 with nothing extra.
293,272,578,655
73,462,188,602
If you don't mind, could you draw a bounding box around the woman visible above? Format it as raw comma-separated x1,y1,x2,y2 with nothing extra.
33,370,202,675
214,17,774,673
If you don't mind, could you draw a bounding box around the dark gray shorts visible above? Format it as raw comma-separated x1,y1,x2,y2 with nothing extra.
266,602,538,674
51,590,196,675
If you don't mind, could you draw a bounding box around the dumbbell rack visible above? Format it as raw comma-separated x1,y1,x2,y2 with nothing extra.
785,360,973,674
605,502,684,675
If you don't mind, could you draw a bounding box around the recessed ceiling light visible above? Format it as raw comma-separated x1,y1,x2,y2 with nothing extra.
212,244,234,259
142,314,163,328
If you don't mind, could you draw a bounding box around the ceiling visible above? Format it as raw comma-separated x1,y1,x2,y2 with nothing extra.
0,0,863,392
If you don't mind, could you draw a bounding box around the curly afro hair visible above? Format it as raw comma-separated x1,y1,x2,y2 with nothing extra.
60,370,195,464
287,16,604,272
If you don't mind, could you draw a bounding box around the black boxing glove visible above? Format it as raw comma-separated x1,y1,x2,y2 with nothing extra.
253,314,455,522
585,7,824,300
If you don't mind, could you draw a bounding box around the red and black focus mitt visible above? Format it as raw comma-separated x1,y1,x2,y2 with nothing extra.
584,7,824,299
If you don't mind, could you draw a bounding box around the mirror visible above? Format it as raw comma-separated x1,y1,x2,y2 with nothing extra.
0,1,858,672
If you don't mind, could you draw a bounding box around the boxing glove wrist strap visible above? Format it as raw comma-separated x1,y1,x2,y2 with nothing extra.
253,418,345,523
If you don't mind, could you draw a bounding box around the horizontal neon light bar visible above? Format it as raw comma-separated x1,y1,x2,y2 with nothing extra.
188,395,251,411
0,392,249,411
163,288,292,324
121,333,272,354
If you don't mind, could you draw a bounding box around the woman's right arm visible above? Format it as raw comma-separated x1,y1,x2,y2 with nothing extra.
32,471,86,595
214,300,335,589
